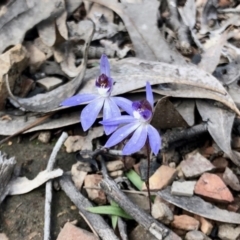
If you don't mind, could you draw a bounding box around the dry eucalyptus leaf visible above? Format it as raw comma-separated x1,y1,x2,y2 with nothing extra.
0,0,65,53
23,42,46,73
8,169,63,195
79,58,240,116
33,38,53,59
0,110,80,136
151,98,188,129
178,0,196,29
65,0,83,14
64,126,104,152
87,3,122,40
174,99,195,126
9,20,94,112
56,11,68,40
90,0,186,65
198,31,228,73
158,187,240,224
37,18,56,47
0,44,28,110
100,39,132,58
196,100,240,166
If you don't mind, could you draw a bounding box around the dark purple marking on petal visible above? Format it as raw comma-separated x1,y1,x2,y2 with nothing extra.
132,100,152,121
96,74,113,91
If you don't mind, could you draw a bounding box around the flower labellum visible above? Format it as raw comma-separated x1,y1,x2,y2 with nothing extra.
100,82,161,155
61,54,132,135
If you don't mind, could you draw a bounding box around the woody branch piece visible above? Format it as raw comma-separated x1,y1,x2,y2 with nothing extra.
99,155,181,240
59,173,120,240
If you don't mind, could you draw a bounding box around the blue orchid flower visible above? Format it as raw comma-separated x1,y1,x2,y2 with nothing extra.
61,54,132,135
100,82,161,155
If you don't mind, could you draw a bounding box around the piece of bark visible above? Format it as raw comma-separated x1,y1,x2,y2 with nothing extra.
0,151,16,204
59,174,119,240
99,157,181,240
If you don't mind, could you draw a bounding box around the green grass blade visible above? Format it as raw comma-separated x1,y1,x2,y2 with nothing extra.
86,206,132,219
125,169,143,190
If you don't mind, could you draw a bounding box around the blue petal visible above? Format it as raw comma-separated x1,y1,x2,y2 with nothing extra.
147,125,161,155
100,54,110,77
100,116,136,125
81,98,105,131
61,94,98,107
103,98,121,135
104,122,141,148
146,82,154,107
122,125,148,155
113,97,133,115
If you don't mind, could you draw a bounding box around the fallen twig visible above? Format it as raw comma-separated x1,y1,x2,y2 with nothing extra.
44,132,68,240
99,155,181,240
59,173,120,240
117,217,128,240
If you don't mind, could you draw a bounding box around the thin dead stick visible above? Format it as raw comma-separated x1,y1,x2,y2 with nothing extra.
44,132,68,240
59,173,120,240
117,217,128,240
0,113,54,146
99,155,181,240
78,211,98,237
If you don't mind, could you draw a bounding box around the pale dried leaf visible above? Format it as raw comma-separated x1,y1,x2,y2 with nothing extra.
65,0,83,14
178,0,196,29
196,100,240,166
198,31,228,73
56,10,68,40
0,0,65,53
79,58,240,115
151,98,188,129
0,44,28,110
9,20,94,112
89,0,186,65
87,3,123,40
100,39,132,58
174,99,195,126
23,42,46,73
9,169,63,195
0,110,80,136
158,187,240,224
37,19,56,47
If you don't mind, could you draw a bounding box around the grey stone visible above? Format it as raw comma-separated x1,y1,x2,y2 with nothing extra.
218,224,240,240
38,131,51,143
106,160,124,172
185,230,211,240
223,167,240,191
151,201,173,224
37,77,62,91
171,181,196,197
180,152,215,178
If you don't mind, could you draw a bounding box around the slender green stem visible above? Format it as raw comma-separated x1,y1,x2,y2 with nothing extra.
145,139,152,213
